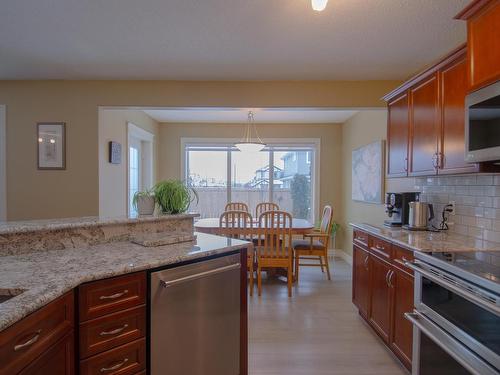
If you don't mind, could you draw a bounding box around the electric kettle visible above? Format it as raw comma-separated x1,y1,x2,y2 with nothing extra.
408,202,434,230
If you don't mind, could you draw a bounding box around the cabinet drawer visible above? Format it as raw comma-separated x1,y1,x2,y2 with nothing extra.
79,306,146,359
79,272,146,322
18,331,74,375
0,291,74,375
80,338,146,375
369,236,392,259
353,230,368,247
392,245,414,275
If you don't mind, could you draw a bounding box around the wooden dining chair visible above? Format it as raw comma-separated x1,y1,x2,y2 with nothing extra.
219,210,255,296
256,210,294,297
225,202,249,212
292,205,333,282
255,202,279,218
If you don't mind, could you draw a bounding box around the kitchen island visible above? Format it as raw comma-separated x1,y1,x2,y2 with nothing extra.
0,215,250,375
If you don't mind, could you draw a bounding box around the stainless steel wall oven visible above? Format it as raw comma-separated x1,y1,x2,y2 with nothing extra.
405,251,500,375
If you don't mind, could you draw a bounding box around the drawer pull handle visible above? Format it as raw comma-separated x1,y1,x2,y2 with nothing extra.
375,244,384,250
100,358,129,372
99,290,128,300
100,324,129,336
14,329,42,351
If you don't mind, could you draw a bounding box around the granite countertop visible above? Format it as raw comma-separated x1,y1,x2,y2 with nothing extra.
350,223,500,253
0,232,249,332
0,213,199,235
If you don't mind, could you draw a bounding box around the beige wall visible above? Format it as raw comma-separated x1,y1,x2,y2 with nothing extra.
339,110,387,255
159,122,343,225
98,109,159,218
0,80,400,220
339,110,418,256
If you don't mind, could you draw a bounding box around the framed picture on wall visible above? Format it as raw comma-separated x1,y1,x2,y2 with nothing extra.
352,140,385,204
37,122,66,170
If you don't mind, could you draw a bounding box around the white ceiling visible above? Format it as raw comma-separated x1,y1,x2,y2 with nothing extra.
143,108,359,123
0,0,468,80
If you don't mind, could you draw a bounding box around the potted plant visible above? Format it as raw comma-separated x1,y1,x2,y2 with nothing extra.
153,180,198,215
132,190,156,216
331,221,341,249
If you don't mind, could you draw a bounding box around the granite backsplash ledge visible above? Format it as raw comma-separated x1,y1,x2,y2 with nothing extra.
0,214,198,256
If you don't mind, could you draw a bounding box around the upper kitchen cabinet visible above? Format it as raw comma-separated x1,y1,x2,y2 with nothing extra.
408,73,440,176
387,93,410,177
456,0,500,92
383,45,493,177
439,53,479,174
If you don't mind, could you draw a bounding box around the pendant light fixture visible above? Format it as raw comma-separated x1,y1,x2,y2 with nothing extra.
311,0,328,11
235,111,266,153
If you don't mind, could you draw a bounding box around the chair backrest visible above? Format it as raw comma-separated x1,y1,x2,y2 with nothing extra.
255,202,279,218
225,202,249,212
257,210,293,259
318,205,334,247
219,210,252,241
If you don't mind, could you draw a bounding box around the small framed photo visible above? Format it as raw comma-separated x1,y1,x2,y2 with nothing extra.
37,122,66,170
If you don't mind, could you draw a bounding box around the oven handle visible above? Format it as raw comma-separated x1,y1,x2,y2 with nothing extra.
405,311,499,375
405,260,500,316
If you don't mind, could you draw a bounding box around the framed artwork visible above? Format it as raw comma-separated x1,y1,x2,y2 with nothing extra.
37,122,66,170
352,140,385,204
109,141,122,164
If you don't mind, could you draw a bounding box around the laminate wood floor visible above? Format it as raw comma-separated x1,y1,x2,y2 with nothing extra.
248,258,408,375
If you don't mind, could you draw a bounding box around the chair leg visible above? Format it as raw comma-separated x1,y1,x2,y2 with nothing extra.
324,252,331,281
249,262,254,296
257,264,262,296
294,252,300,283
319,255,325,272
287,265,292,297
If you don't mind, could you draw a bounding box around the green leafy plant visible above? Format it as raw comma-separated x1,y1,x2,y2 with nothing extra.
153,180,198,214
331,221,340,236
132,190,154,212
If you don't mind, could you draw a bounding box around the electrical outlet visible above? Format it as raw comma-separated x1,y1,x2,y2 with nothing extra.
448,201,456,215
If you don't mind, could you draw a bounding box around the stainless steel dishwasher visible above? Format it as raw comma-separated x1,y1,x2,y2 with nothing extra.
150,253,241,375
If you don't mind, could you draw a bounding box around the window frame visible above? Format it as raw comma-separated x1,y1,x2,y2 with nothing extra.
181,137,320,220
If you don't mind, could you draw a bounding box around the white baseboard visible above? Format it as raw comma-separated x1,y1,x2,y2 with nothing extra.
328,249,353,265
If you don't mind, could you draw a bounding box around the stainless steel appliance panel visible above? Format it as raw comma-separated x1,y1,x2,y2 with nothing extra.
150,254,241,375
465,80,500,163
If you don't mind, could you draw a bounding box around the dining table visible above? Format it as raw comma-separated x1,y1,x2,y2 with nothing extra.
194,217,315,236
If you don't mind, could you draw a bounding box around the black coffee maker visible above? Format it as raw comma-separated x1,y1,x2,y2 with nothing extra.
384,192,419,227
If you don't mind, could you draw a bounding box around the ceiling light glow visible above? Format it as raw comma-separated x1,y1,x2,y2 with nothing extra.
311,0,328,11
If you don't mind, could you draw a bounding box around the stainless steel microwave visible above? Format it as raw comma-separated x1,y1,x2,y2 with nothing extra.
465,80,500,163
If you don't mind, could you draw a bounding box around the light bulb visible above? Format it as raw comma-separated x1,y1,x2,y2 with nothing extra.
50,138,56,144
38,137,43,143
311,0,328,11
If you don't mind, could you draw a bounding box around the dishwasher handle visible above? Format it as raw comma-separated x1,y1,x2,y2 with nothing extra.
161,262,241,288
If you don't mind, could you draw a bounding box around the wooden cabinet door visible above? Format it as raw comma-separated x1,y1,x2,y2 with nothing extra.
18,332,74,375
352,244,370,318
409,73,440,176
390,268,414,371
387,93,409,177
439,55,478,174
467,1,500,91
369,254,392,343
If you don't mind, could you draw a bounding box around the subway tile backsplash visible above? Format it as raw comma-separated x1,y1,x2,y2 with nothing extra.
386,175,500,243
414,174,500,243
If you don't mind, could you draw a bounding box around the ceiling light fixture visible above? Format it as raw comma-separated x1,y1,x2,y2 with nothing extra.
311,0,328,11
235,111,266,153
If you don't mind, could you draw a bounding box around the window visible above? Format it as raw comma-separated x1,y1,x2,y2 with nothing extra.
183,140,318,221
127,123,154,217
129,142,140,217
